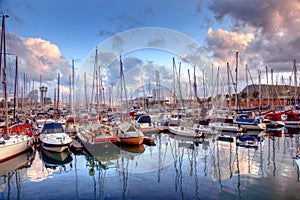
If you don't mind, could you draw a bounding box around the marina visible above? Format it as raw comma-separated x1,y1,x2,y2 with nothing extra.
0,128,300,199
1,1,300,199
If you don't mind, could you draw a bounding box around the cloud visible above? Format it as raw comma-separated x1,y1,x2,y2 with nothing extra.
147,37,165,47
206,28,254,61
209,0,300,39
98,30,115,37
111,35,125,53
6,33,71,88
109,15,144,33
207,0,300,79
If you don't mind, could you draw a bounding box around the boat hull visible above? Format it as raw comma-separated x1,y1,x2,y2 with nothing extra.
0,148,33,176
209,122,243,133
0,135,33,162
119,136,144,145
39,133,72,152
168,126,207,138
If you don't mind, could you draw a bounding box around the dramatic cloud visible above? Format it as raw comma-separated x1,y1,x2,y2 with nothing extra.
206,28,254,62
6,33,71,89
208,0,300,72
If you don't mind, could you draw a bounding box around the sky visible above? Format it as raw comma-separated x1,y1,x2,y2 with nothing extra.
1,0,300,103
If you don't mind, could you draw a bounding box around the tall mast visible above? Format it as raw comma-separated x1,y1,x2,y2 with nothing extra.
120,55,129,121
94,48,99,110
69,75,71,109
246,65,249,107
211,64,214,109
227,62,231,109
1,15,9,128
187,69,192,108
202,69,205,107
265,66,269,107
293,60,297,107
13,56,18,119
57,73,60,115
172,57,176,108
271,69,274,108
72,59,75,111
235,51,238,110
177,62,184,110
193,65,198,102
84,72,88,110
156,70,160,103
120,55,123,121
258,70,261,111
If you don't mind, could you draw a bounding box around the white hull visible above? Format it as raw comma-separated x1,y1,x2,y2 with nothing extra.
0,135,33,162
209,122,243,133
168,126,208,137
234,122,266,131
0,148,33,176
39,133,72,152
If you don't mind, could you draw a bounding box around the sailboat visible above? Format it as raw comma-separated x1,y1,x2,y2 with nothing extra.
117,56,144,145
0,15,33,162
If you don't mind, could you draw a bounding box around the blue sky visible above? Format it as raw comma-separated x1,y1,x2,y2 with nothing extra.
1,0,300,101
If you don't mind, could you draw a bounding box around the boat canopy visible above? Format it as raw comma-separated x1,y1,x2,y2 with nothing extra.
42,123,64,134
118,122,136,133
136,115,151,124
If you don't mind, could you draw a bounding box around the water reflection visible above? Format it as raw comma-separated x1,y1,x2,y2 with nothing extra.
39,149,73,172
0,130,300,199
0,148,34,199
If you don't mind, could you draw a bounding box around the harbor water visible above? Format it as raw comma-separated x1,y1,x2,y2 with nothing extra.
1,129,300,200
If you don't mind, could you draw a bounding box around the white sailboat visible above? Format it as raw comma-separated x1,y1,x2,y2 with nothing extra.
0,15,33,162
117,56,144,145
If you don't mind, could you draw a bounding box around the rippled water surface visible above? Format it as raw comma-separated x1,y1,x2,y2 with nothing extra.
1,130,300,200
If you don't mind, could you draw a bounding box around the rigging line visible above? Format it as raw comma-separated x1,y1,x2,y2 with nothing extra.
229,65,237,93
246,66,255,86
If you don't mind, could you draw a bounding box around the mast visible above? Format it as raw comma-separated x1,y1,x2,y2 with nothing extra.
211,64,214,109
72,59,75,111
202,69,205,107
217,66,220,105
57,73,60,116
245,65,249,108
84,72,88,110
265,66,269,107
227,62,231,109
177,62,184,110
120,55,129,121
69,75,71,109
293,60,297,107
156,70,160,103
172,57,176,108
120,55,123,121
258,70,261,111
40,75,42,107
0,15,9,129
235,51,238,110
94,48,99,110
13,56,18,119
187,69,192,108
271,69,274,108
193,65,198,102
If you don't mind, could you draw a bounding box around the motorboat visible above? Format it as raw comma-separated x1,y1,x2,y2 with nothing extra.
39,122,72,152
